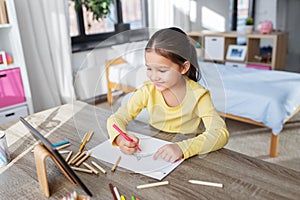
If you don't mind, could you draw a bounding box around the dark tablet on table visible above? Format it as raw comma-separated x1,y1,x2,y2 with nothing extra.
19,116,92,197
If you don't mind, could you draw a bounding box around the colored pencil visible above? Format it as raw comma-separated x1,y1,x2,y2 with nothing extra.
55,143,71,150
86,131,94,141
113,186,121,200
70,151,86,165
65,151,73,162
71,166,93,174
83,162,98,175
92,161,107,174
109,183,118,200
75,152,91,166
68,151,81,165
112,124,141,151
136,181,169,189
111,156,121,172
53,140,69,147
188,179,223,188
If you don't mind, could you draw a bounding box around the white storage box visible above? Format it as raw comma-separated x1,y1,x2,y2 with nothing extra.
0,105,28,124
225,62,246,68
204,36,224,61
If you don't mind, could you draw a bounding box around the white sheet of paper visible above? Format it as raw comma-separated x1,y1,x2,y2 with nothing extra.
90,131,183,180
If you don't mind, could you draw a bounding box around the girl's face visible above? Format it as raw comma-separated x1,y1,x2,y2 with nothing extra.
145,51,184,91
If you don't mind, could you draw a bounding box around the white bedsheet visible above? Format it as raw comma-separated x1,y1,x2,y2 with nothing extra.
199,62,300,135
115,61,300,135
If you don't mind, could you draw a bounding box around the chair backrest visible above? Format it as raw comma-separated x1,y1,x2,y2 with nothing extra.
105,57,137,105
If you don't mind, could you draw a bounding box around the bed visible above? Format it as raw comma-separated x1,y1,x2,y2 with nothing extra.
105,51,300,157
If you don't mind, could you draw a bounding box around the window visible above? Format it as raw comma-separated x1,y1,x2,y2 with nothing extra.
230,0,255,31
69,0,148,52
229,0,255,44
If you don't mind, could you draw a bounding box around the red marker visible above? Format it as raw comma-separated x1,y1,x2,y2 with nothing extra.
112,124,142,151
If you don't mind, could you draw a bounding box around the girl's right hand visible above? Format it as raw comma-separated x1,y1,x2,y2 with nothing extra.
115,134,140,154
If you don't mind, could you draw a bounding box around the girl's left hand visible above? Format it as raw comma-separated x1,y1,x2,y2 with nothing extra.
153,144,183,162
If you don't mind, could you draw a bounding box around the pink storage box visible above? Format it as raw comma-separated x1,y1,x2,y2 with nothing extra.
0,68,26,108
247,64,271,70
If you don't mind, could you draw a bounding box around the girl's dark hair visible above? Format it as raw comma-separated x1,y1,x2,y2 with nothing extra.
145,27,200,82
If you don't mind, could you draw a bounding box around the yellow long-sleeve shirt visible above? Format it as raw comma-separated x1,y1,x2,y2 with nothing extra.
107,78,229,159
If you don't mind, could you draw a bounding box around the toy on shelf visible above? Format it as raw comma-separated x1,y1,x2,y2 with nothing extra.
259,21,273,34
0,51,13,66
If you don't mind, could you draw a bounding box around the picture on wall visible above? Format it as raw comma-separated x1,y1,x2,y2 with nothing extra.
226,45,247,61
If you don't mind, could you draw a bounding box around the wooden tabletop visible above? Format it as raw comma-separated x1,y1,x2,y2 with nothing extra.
0,101,299,200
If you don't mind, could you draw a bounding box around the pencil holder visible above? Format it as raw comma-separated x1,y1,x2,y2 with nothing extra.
0,130,10,167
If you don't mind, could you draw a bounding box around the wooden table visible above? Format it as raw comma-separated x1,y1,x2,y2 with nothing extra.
0,101,299,200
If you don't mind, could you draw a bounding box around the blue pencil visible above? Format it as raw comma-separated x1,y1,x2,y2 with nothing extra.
53,140,69,147
0,152,8,163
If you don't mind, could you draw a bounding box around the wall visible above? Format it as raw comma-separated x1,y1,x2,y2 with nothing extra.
247,0,299,70
190,0,231,32
276,0,300,71
255,0,277,29
72,47,114,100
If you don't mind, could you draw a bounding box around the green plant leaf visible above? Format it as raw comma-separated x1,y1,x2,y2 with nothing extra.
73,0,113,21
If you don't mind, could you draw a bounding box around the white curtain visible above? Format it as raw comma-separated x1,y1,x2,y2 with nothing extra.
148,0,191,31
14,0,75,112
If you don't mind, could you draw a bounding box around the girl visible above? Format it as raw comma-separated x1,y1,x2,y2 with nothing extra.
107,27,229,162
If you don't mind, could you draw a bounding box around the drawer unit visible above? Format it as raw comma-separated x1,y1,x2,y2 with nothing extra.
0,68,26,108
204,36,225,61
0,105,28,124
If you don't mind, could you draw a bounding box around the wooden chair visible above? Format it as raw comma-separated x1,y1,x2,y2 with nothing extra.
105,57,137,105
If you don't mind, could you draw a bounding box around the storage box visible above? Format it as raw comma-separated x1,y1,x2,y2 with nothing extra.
247,64,271,70
204,36,224,61
0,68,26,108
0,105,28,124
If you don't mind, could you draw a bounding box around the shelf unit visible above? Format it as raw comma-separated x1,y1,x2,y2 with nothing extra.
188,31,288,70
0,0,33,124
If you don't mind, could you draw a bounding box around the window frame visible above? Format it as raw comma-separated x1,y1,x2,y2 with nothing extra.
71,0,149,52
231,0,255,31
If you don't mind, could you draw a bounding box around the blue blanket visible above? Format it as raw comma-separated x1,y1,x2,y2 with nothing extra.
199,62,300,135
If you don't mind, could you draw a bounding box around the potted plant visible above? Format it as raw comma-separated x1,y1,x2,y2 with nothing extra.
73,0,130,34
244,17,254,34
74,0,113,21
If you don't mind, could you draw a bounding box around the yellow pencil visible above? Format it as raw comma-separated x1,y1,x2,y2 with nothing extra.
120,195,126,200
79,136,88,152
86,131,94,142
